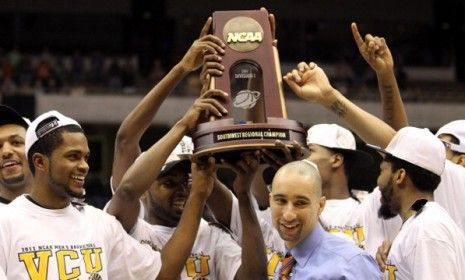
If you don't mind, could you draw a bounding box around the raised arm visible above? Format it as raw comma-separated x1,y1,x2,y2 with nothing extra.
222,153,268,280
284,62,396,148
206,178,234,227
156,157,216,280
205,165,268,231
107,89,228,232
351,22,408,130
111,17,226,191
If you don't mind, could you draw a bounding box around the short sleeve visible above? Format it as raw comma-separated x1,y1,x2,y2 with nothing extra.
107,217,161,280
435,162,465,233
212,227,242,280
104,199,145,221
413,237,458,280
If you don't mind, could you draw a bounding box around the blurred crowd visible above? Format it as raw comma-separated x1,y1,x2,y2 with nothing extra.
0,47,140,96
1,46,464,102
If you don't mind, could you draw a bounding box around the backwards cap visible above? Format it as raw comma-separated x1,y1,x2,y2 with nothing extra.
25,110,81,155
436,120,465,154
307,124,374,188
307,123,357,151
370,127,446,176
159,136,194,176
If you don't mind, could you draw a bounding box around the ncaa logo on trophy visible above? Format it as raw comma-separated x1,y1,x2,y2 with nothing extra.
192,9,306,160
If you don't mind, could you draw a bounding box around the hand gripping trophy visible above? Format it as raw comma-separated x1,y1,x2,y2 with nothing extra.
192,9,306,160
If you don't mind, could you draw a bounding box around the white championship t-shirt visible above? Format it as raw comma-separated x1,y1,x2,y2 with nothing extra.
131,218,242,280
0,265,6,280
0,195,161,280
319,197,365,247
386,202,465,280
358,160,465,257
434,160,465,233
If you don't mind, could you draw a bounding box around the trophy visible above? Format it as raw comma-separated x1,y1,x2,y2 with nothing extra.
192,9,306,160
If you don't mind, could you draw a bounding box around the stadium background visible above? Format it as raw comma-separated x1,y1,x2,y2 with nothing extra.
1,0,464,207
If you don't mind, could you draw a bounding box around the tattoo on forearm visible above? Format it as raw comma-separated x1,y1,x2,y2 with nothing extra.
382,85,394,124
382,85,393,96
330,100,347,118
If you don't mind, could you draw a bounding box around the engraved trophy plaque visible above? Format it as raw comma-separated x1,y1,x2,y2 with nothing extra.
192,9,306,160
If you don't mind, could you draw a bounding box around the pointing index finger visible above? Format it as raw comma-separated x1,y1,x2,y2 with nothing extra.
351,22,364,49
199,17,212,38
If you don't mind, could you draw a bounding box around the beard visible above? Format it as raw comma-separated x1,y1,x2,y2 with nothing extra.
378,202,397,219
378,179,399,220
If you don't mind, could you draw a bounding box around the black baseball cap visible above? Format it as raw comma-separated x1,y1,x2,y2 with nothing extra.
0,105,30,128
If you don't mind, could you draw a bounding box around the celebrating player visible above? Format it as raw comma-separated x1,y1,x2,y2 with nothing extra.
283,58,465,279
0,111,189,279
0,105,32,207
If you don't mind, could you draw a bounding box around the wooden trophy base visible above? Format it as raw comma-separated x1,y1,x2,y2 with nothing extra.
192,117,306,161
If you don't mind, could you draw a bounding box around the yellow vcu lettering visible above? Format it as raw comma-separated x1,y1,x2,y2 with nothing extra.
326,226,365,248
386,264,397,280
81,248,103,273
343,228,354,240
185,255,210,277
227,32,263,43
328,228,338,234
56,250,80,280
185,256,195,276
198,256,210,276
355,226,365,247
18,250,52,280
267,253,281,277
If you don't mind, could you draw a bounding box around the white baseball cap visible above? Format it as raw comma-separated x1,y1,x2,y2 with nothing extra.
436,120,465,153
307,123,357,150
25,110,81,156
306,124,374,163
159,136,194,176
370,127,446,176
306,124,374,188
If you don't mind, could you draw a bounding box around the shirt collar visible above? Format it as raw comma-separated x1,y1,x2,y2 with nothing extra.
0,196,11,204
289,223,325,266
